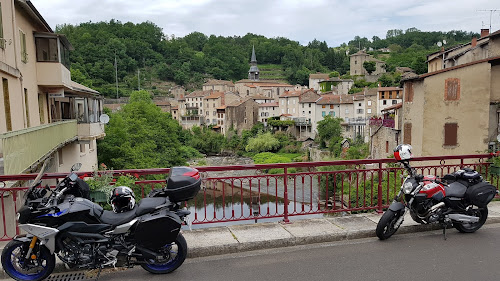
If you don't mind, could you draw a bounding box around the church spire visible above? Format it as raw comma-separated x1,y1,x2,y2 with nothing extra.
248,45,259,81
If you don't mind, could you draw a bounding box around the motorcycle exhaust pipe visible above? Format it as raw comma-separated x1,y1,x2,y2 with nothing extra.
448,214,480,223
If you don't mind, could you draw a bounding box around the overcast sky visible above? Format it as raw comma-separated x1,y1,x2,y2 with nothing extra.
33,0,500,47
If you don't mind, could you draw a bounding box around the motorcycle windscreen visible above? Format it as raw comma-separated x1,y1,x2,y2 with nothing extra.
134,209,183,249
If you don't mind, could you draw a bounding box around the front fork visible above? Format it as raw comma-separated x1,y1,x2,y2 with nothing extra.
24,236,38,260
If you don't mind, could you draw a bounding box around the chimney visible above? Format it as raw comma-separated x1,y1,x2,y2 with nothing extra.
472,37,477,48
481,28,489,38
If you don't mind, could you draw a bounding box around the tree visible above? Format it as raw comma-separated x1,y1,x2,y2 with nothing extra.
316,115,342,148
98,90,197,169
189,126,225,155
245,132,280,153
363,61,376,75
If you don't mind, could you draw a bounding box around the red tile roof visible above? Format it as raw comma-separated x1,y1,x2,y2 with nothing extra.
259,102,279,107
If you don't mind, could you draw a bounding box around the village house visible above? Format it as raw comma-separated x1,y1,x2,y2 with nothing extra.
317,77,354,95
224,98,259,134
377,87,403,115
234,80,294,99
258,102,279,126
370,102,403,159
202,79,235,92
349,50,386,76
309,73,329,90
400,29,500,157
0,0,104,175
180,90,211,129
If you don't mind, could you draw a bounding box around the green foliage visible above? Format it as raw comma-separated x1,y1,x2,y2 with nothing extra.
252,152,297,174
316,115,342,146
189,126,226,155
363,61,376,75
268,120,295,127
245,132,280,153
329,71,340,78
97,90,194,169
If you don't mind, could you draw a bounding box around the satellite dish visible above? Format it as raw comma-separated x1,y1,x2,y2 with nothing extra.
99,114,110,124
442,40,447,45
437,42,442,47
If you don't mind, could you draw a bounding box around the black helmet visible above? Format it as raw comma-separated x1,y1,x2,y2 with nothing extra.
110,186,136,213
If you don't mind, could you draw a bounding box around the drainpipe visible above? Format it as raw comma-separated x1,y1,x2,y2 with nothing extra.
10,0,19,70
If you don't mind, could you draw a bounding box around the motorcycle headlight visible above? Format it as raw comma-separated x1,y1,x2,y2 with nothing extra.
403,181,414,194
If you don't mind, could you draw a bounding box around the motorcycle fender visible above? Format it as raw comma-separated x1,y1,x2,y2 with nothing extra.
12,235,32,243
388,202,405,213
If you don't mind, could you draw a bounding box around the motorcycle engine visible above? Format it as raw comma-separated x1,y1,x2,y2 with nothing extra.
58,236,117,268
412,198,444,224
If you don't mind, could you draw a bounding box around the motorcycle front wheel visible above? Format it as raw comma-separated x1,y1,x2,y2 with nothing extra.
454,206,488,233
1,239,55,281
376,209,403,240
140,233,187,274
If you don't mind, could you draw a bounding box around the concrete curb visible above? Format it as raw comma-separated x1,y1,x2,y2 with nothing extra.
2,205,500,280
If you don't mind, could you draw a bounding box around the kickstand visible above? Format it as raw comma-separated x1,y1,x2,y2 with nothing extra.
442,225,447,240
95,267,103,281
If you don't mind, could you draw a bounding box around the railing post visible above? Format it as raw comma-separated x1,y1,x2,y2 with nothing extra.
282,167,290,223
377,162,384,213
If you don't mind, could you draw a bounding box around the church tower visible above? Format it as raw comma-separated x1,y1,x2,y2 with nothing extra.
248,45,259,81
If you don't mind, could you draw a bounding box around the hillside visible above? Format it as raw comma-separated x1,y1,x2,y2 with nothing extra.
56,21,478,97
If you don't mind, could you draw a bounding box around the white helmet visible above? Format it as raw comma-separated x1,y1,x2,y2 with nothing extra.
394,144,413,161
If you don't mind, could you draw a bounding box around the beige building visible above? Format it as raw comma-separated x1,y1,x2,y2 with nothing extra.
370,103,403,159
401,29,500,157
309,73,329,90
202,79,235,92
350,50,386,76
258,102,279,126
234,80,294,99
0,0,104,175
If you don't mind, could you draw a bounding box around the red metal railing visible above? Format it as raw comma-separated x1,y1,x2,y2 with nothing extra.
1,154,499,241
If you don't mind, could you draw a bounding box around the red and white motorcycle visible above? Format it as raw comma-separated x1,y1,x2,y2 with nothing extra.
376,144,498,240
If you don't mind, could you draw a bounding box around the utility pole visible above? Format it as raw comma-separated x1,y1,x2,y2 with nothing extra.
114,51,118,99
477,9,499,31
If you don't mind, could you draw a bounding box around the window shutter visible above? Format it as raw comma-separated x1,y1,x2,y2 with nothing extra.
403,123,412,144
445,78,460,101
444,123,458,146
405,82,414,102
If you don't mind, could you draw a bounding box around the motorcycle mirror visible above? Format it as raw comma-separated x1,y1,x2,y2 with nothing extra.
71,163,82,172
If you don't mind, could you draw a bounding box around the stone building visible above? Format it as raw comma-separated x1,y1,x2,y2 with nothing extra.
248,45,259,80
309,73,329,90
349,50,386,76
225,98,259,134
202,79,235,92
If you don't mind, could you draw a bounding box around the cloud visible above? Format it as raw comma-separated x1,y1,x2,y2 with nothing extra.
33,0,500,46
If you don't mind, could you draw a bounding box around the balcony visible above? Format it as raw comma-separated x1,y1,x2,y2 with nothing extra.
36,62,71,87
369,118,395,128
0,121,77,175
77,122,106,141
342,118,367,126
293,117,311,126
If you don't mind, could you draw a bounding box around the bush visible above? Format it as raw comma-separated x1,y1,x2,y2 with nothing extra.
246,132,280,153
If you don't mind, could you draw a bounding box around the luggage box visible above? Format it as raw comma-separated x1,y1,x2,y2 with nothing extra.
465,182,497,207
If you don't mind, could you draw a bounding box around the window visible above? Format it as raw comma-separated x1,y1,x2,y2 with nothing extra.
58,149,64,165
309,103,311,108
24,88,30,127
35,37,58,62
19,29,27,63
287,100,290,105
444,123,458,146
213,111,216,116
282,100,284,105
405,82,414,102
293,100,296,105
358,103,361,106
3,78,11,131
445,78,460,101
322,111,326,117
386,141,389,153
293,108,296,114
367,109,372,114
383,100,387,105
322,105,326,108
368,101,372,106
404,123,412,144
89,141,94,151
357,109,363,114
355,60,357,64
0,3,4,49
308,111,311,115
80,144,86,154
330,105,334,109
392,100,397,105
345,108,349,114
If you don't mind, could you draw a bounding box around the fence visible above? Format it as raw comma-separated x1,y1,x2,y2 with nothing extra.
1,154,499,241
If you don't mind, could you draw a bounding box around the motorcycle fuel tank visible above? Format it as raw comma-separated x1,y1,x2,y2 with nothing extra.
418,176,446,199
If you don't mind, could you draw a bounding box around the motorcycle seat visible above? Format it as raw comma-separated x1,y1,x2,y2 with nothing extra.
99,209,137,226
445,181,467,198
135,197,168,216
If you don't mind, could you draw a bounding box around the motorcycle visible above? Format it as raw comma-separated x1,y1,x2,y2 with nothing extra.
376,144,498,240
1,162,201,281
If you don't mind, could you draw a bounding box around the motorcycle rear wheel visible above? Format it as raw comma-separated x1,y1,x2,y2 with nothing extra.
376,209,403,240
140,233,187,274
1,239,55,281
454,207,488,233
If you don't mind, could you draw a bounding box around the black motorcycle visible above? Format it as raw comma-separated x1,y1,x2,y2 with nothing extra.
1,163,201,281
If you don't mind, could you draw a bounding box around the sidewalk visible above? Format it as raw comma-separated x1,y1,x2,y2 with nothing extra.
2,201,500,279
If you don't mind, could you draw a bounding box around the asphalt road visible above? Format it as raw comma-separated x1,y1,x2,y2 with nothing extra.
100,224,500,281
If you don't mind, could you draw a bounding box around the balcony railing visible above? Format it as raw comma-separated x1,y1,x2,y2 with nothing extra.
36,62,71,87
0,121,77,175
293,118,311,126
77,122,106,140
1,153,498,241
369,118,395,128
